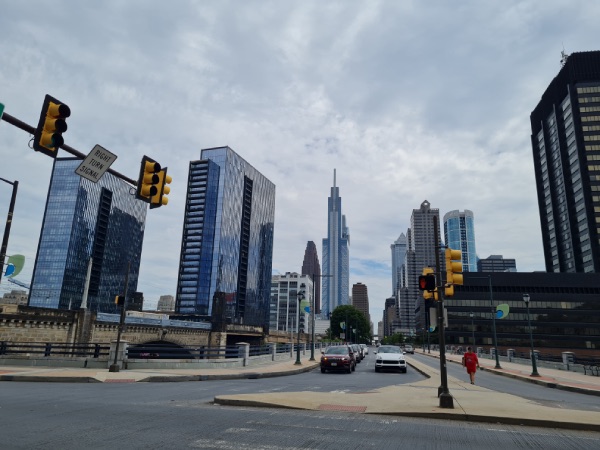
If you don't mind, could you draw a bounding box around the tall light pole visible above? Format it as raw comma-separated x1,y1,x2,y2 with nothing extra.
471,275,501,369
522,293,540,377
309,273,332,361
470,312,475,346
295,284,305,365
0,178,18,284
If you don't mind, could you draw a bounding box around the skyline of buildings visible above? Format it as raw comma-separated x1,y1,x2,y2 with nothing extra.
269,272,312,333
301,240,321,314
321,169,350,319
530,50,600,274
28,157,147,313
174,146,276,330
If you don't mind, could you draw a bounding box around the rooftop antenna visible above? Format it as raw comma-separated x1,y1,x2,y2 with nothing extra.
560,44,569,67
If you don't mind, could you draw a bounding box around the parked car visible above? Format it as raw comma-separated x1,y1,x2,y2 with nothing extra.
320,346,356,373
404,344,414,354
351,344,363,362
360,344,368,356
375,345,407,373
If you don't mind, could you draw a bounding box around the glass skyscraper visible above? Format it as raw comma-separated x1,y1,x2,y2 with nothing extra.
175,147,275,330
390,232,407,296
322,169,350,319
443,209,477,272
29,158,147,313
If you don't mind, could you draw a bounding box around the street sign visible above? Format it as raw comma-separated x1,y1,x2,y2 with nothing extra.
75,145,117,183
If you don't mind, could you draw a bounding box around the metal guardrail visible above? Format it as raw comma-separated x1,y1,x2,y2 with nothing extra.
0,342,109,358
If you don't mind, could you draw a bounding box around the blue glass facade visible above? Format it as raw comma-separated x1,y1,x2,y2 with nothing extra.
322,170,350,318
175,147,275,330
443,210,477,272
29,158,147,313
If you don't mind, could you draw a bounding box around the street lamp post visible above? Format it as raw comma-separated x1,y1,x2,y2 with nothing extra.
0,178,18,284
522,293,540,377
295,284,305,365
309,273,332,361
472,275,501,369
470,312,475,347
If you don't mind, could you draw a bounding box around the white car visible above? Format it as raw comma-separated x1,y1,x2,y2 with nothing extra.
374,345,407,373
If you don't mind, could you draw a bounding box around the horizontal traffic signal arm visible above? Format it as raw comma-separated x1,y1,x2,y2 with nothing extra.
1,110,136,185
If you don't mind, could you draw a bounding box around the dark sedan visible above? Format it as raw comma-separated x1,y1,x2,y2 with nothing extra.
320,346,356,373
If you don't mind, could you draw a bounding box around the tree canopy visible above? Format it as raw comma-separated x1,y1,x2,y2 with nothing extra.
330,305,371,344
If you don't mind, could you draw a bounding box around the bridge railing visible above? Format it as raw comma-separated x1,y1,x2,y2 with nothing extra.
0,341,109,358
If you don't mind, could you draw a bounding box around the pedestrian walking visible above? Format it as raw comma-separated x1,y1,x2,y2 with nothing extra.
461,346,480,384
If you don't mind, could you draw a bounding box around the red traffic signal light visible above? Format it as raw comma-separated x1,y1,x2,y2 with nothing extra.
33,94,71,157
418,274,436,291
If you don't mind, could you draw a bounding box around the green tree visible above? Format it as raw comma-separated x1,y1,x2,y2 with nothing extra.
330,305,371,344
381,333,405,345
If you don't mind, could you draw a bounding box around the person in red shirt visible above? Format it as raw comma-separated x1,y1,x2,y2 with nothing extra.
462,346,480,384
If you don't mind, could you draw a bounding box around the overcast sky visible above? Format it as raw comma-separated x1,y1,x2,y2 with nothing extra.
0,1,598,327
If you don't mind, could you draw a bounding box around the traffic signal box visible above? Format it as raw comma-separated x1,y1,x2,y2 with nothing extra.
445,248,463,297
419,267,438,300
114,295,125,306
135,156,172,209
33,94,71,157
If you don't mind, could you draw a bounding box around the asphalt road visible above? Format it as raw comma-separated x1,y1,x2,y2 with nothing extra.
1,353,599,449
410,352,600,412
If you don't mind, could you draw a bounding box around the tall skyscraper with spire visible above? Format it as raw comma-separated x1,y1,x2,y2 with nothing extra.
301,241,321,313
322,170,350,318
391,233,407,296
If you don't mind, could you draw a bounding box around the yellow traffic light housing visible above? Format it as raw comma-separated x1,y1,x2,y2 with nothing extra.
115,295,125,306
33,94,71,157
149,168,172,209
445,248,463,297
135,156,161,203
420,267,438,300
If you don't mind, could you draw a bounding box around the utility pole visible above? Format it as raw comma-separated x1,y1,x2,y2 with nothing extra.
433,216,453,409
109,261,131,372
0,178,18,284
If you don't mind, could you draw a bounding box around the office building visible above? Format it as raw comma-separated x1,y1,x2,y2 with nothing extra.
157,295,175,312
301,241,321,314
444,272,600,354
403,200,442,331
269,272,313,333
322,170,350,318
391,233,407,296
351,282,370,324
175,146,275,330
477,255,517,272
443,210,477,272
29,158,147,313
530,50,600,273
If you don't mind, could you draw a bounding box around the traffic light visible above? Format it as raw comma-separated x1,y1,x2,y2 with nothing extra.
445,248,463,297
33,94,71,157
115,295,125,306
135,156,161,203
149,167,172,209
420,267,439,301
418,267,436,291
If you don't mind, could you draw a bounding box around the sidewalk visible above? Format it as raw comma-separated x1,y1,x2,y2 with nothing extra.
2,351,600,431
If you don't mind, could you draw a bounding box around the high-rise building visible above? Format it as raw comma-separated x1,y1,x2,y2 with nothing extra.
301,241,321,313
175,146,275,330
29,158,147,313
157,295,175,312
443,210,477,272
404,200,442,331
391,233,407,296
530,50,600,273
477,255,517,272
322,169,350,318
269,272,313,333
351,282,370,324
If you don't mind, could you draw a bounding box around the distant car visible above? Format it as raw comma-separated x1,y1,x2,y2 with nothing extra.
320,346,356,373
351,344,363,362
375,345,407,373
404,344,414,354
360,344,368,356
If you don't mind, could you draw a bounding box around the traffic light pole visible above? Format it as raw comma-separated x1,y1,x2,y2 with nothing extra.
433,216,454,409
0,178,18,284
1,112,137,186
109,261,131,373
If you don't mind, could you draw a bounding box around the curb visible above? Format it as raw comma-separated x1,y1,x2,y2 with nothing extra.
0,375,101,383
